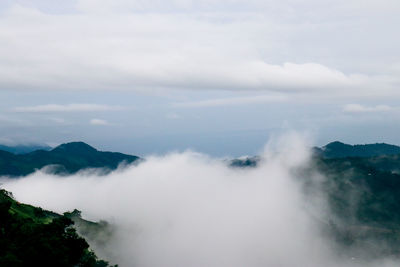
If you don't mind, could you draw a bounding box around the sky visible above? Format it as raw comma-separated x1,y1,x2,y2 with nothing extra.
1,0,400,156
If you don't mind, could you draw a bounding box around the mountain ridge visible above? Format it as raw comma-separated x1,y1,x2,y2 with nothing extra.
0,141,140,177
0,144,51,154
314,141,400,159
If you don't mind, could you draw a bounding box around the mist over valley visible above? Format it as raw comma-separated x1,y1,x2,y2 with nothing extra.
2,135,400,266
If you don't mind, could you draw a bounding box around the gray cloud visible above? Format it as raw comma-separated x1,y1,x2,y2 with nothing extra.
0,2,399,98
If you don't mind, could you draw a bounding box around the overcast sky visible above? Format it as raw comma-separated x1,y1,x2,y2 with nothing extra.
1,0,400,156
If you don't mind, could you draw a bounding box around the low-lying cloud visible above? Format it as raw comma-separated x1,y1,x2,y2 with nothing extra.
1,134,399,267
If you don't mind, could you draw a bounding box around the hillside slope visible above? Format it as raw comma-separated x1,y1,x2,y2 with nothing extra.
0,189,115,266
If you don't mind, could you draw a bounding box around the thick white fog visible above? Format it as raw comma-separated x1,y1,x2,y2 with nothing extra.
1,134,399,267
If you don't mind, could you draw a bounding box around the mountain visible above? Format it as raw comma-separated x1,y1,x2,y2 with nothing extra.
315,141,400,158
0,141,140,176
311,155,400,256
229,156,260,168
0,189,114,266
230,145,400,257
0,144,51,154
310,146,400,256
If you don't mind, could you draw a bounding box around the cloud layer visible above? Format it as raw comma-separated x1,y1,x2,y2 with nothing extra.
0,1,399,97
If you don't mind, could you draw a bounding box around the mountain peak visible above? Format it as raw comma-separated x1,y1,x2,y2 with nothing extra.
324,141,348,148
52,142,97,153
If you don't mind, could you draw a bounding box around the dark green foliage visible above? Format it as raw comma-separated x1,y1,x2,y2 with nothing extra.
0,141,140,177
315,156,400,224
310,154,400,257
0,189,115,267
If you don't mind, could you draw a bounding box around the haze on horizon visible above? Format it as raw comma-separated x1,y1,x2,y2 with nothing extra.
1,0,400,156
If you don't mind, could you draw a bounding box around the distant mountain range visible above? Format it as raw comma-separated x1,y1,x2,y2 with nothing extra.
2,140,399,177
314,141,400,158
0,144,51,154
0,142,140,176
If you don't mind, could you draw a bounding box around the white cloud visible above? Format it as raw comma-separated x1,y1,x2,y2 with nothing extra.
90,118,109,125
172,94,287,108
343,104,395,113
0,2,399,98
12,104,124,113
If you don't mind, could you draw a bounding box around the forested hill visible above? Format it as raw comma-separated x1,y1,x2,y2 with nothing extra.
0,142,140,177
314,141,400,158
0,189,114,266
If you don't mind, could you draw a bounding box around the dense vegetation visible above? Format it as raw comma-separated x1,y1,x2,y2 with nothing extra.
311,155,400,257
0,142,140,176
0,189,115,266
